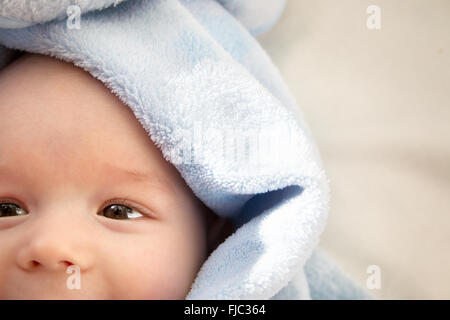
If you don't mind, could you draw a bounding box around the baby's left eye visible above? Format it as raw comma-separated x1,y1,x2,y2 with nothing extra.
98,204,144,220
0,203,28,218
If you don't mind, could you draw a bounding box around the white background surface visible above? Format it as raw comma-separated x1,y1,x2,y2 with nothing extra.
257,0,450,299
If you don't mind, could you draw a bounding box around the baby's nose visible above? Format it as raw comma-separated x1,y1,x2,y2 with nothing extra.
14,211,94,273
16,238,79,272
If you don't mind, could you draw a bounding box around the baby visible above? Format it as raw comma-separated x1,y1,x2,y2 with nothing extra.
0,52,234,299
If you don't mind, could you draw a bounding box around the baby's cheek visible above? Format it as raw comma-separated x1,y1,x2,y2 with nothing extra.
144,234,206,299
105,228,205,299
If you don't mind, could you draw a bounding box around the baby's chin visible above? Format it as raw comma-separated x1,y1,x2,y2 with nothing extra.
8,293,105,300
2,286,109,300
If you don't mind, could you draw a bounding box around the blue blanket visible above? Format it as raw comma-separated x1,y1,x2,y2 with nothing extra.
0,0,371,299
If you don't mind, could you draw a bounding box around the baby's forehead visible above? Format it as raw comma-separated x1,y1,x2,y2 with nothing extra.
0,53,123,120
1,53,142,136
0,53,177,187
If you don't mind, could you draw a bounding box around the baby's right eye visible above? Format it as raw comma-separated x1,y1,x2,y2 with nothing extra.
0,203,28,217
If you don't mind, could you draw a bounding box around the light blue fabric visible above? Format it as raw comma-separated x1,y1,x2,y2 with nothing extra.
0,15,32,28
0,0,128,29
0,0,370,299
304,249,373,300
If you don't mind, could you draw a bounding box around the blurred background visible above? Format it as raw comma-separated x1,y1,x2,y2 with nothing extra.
257,0,450,299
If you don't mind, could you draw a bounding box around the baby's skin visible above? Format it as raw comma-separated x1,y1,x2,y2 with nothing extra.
0,53,231,299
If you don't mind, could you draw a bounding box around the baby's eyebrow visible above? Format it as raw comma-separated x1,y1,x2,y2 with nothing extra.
0,162,174,196
113,166,152,181
102,163,172,192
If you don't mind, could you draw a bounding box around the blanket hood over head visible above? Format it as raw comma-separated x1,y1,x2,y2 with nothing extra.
0,0,371,299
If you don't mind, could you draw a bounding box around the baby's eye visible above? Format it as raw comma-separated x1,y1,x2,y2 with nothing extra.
98,204,144,220
0,203,28,218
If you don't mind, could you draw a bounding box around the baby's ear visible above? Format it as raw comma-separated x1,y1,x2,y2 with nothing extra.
206,214,235,256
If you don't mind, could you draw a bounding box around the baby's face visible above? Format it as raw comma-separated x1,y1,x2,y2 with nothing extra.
0,53,213,299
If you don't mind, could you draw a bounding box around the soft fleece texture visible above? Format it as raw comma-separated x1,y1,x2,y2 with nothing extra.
0,0,371,299
0,0,127,28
